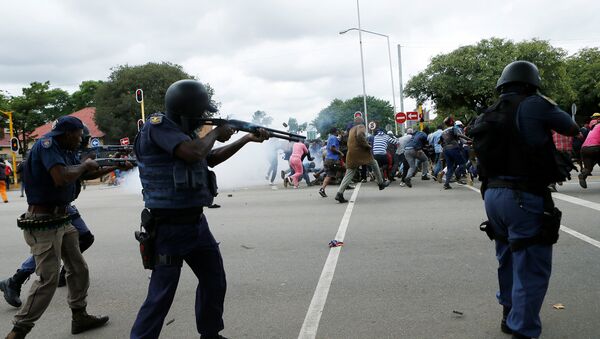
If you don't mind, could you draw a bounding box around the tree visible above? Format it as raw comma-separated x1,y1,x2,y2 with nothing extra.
71,80,103,110
94,62,214,142
312,95,394,137
286,117,307,134
5,81,74,152
565,48,600,117
250,110,273,126
405,38,573,120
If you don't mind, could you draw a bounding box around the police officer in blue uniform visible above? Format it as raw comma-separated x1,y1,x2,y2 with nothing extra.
477,61,579,339
4,116,132,339
1,128,96,308
130,79,269,339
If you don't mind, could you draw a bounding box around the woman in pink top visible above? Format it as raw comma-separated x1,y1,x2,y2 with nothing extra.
287,142,313,188
578,123,600,188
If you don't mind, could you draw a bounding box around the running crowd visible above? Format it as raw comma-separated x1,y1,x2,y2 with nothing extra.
266,112,600,199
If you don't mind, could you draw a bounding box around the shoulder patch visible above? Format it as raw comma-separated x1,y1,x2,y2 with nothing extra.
41,137,53,149
540,94,557,106
150,115,163,125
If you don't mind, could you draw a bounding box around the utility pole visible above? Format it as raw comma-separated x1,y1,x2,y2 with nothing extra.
397,44,405,133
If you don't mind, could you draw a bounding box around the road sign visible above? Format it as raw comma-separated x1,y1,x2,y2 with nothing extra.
90,138,100,147
120,137,130,146
368,121,376,130
354,111,362,119
395,112,407,124
407,111,419,120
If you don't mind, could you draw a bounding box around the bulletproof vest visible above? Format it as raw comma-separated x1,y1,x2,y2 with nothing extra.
135,117,217,209
470,94,562,186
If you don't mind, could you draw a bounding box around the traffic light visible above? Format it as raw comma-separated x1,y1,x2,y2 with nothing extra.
10,137,19,153
135,89,144,103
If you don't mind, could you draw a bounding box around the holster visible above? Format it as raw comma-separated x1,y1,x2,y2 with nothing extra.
134,208,156,270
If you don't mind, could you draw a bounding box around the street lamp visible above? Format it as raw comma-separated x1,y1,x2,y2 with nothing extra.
339,27,397,134
0,110,19,186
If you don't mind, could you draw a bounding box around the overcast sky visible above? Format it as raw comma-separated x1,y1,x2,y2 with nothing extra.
1,0,599,127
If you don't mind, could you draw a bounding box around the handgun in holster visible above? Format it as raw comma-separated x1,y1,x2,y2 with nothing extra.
135,208,156,270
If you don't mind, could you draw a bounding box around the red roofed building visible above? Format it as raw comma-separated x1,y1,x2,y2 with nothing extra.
30,107,104,139
1,107,106,161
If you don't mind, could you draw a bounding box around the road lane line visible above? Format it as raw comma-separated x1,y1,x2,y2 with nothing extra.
560,226,600,249
552,193,600,212
460,184,600,249
298,183,362,339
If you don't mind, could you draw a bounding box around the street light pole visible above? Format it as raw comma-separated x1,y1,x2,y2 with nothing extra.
339,27,397,133
397,44,405,133
355,0,369,133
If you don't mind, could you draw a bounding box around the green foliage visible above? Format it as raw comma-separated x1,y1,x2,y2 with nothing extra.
71,80,103,111
565,48,600,116
405,38,573,120
312,95,394,137
94,62,204,142
285,117,307,134
4,81,75,152
250,110,273,126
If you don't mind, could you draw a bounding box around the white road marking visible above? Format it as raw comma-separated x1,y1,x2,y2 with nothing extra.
460,184,600,249
552,193,600,212
560,226,600,249
298,183,362,339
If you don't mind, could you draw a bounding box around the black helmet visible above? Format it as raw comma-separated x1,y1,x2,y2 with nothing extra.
496,60,541,90
165,79,217,117
164,79,217,133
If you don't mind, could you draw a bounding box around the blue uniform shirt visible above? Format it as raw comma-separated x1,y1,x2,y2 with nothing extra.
140,116,191,157
326,134,340,160
513,94,574,147
24,136,79,205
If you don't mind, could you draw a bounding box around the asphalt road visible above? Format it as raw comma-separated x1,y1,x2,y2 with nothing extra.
0,174,598,338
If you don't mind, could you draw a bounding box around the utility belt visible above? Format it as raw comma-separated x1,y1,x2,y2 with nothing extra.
134,207,204,270
17,212,71,231
479,183,561,251
485,178,547,196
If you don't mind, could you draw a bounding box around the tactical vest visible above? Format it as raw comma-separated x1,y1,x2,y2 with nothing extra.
135,117,217,209
470,94,563,188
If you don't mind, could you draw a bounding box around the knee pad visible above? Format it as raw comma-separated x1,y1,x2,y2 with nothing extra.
78,232,95,253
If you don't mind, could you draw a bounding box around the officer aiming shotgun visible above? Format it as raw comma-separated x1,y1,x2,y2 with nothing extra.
197,118,306,142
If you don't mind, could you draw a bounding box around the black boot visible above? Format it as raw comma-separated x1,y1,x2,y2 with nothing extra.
200,334,228,339
57,266,66,288
512,333,532,339
71,308,109,334
5,326,29,339
501,305,512,334
335,192,348,203
0,270,29,308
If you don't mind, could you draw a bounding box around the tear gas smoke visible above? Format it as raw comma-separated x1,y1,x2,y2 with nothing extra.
118,134,291,197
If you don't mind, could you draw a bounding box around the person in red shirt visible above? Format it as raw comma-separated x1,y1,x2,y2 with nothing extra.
550,131,574,191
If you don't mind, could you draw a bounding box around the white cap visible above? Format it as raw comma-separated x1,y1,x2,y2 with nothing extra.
454,120,463,126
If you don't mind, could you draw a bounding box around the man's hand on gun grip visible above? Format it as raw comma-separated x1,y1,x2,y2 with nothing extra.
246,128,270,143
215,124,235,142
